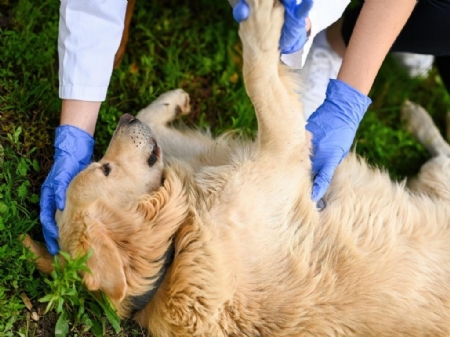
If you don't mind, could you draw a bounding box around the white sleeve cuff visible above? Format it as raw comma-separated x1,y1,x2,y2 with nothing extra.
281,0,350,69
59,84,108,102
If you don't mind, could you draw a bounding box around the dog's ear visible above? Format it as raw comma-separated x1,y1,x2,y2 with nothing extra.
22,234,55,274
82,214,127,305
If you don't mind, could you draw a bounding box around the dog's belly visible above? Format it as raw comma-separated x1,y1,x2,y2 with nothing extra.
203,153,450,335
310,153,450,334
150,150,450,335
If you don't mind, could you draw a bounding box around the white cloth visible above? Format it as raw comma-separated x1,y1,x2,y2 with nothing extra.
281,0,350,69
58,0,127,101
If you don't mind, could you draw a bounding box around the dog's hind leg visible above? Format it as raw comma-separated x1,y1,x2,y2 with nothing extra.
239,0,309,163
402,100,450,200
402,100,450,157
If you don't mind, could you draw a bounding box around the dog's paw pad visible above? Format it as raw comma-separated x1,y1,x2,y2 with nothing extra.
158,89,191,117
136,89,192,125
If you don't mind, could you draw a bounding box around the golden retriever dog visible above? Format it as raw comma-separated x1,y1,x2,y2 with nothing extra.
24,0,450,335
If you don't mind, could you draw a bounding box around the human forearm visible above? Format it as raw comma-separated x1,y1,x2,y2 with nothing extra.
337,0,416,95
58,0,127,136
60,100,101,136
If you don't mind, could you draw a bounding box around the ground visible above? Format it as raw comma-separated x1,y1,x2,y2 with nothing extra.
0,0,449,336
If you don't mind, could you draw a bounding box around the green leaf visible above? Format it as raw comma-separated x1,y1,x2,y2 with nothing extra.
96,293,121,333
17,182,29,199
53,255,62,271
89,319,104,337
43,298,56,315
16,159,28,177
58,251,71,262
87,302,102,317
56,297,64,314
32,159,40,172
65,288,77,297
30,194,40,203
10,201,17,217
55,311,69,337
14,127,22,144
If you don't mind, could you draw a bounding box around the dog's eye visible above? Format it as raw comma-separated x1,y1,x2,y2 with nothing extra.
102,163,111,177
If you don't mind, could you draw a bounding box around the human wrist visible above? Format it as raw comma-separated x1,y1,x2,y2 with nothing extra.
305,17,311,35
60,100,101,136
55,125,95,167
324,79,372,127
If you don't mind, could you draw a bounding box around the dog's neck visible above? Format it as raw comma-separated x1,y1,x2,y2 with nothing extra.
126,167,195,316
129,241,175,315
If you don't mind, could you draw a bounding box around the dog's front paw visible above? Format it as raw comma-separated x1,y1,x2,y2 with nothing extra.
137,89,191,126
239,0,284,57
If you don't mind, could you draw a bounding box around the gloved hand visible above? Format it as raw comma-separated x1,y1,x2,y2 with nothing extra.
306,79,372,202
233,0,313,54
40,125,94,255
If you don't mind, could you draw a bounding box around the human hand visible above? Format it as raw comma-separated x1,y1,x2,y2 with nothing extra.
306,79,372,202
40,125,94,255
232,0,313,54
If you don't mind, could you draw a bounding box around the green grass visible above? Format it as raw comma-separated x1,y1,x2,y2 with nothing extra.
0,0,449,335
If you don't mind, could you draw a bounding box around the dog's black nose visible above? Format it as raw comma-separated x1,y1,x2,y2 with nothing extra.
119,113,136,125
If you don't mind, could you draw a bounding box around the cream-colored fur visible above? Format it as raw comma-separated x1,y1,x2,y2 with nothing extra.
24,0,450,336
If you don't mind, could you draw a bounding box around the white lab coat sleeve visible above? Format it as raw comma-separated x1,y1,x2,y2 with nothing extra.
281,0,350,69
58,0,127,101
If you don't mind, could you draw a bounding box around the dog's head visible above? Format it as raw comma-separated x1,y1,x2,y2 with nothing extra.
67,113,164,209
27,114,188,316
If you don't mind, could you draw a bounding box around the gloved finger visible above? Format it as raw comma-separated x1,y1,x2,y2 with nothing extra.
311,165,335,202
279,0,311,54
40,200,60,255
54,182,68,211
308,138,345,176
43,230,60,256
233,0,250,22
53,168,77,210
280,22,305,54
294,0,313,19
310,156,322,177
39,185,59,239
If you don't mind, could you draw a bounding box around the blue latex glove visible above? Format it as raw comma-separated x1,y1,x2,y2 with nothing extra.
233,0,313,54
233,0,250,22
39,125,94,255
306,79,372,202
